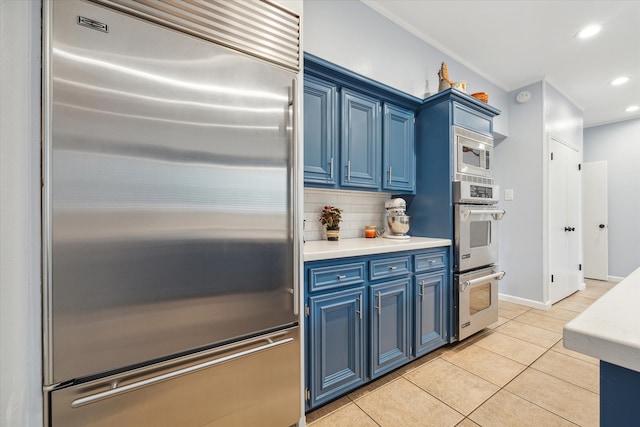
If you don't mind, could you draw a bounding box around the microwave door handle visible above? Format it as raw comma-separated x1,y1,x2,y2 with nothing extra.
461,271,506,292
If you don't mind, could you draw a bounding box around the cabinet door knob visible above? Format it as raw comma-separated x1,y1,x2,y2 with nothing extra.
599,224,605,229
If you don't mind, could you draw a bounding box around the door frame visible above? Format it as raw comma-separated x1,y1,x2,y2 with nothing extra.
543,134,585,305
583,161,609,280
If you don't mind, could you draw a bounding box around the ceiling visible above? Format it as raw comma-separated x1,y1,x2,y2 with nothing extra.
362,0,640,128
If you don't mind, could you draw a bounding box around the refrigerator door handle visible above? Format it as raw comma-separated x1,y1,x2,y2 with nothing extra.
70,336,294,409
289,77,299,317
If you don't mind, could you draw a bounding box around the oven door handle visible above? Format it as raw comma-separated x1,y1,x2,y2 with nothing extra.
461,271,506,292
460,209,506,221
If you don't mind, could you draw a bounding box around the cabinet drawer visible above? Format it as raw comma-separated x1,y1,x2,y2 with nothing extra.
453,103,492,136
370,256,411,281
415,251,446,273
309,263,366,292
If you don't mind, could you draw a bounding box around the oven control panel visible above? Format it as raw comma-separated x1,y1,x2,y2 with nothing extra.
453,181,500,204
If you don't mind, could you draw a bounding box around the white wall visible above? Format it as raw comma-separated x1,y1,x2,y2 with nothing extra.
494,82,545,304
0,1,43,426
303,0,510,137
495,81,584,307
544,82,584,148
584,119,640,278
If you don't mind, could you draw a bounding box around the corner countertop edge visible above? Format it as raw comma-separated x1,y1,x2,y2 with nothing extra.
563,266,640,373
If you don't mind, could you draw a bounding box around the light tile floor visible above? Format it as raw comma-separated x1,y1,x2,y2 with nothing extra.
306,279,616,427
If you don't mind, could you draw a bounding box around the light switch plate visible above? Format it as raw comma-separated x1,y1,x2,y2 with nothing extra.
505,189,514,201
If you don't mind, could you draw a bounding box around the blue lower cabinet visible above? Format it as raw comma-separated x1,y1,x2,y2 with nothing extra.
414,271,447,357
369,279,411,378
308,287,365,409
305,248,449,410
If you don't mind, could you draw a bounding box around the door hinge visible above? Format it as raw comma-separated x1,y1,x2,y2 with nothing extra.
305,388,310,401
579,264,582,271
550,152,554,160
551,274,554,283
578,163,582,171
305,305,310,317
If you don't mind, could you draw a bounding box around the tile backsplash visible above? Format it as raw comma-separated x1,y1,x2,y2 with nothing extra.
304,188,391,241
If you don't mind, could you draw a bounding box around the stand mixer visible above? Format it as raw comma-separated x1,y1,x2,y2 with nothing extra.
383,198,411,240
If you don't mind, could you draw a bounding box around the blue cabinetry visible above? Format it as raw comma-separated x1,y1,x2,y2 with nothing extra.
414,271,447,356
383,104,415,192
409,88,500,242
304,247,449,410
369,278,411,378
341,89,381,189
304,53,420,193
308,288,365,408
303,76,337,185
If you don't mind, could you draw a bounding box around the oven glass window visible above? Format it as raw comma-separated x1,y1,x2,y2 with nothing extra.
470,221,491,248
470,283,491,315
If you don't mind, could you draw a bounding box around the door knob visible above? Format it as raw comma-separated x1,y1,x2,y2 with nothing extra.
599,224,605,229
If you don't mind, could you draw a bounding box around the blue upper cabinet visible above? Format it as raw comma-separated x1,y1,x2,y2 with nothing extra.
341,89,381,189
304,76,337,186
304,53,420,193
383,104,415,192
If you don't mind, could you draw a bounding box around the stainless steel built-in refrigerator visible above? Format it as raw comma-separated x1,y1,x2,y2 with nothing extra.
42,1,301,425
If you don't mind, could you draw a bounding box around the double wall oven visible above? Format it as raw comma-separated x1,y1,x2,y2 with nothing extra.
452,126,506,342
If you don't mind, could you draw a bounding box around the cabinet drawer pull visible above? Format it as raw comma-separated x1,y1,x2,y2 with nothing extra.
336,274,347,279
389,266,398,271
429,259,437,264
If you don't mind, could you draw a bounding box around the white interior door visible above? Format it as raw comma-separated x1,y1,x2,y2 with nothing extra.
583,161,608,280
548,137,582,304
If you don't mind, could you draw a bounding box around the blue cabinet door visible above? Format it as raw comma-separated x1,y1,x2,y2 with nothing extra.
341,88,381,189
308,287,365,409
414,271,447,357
304,76,337,185
369,279,411,378
383,104,415,193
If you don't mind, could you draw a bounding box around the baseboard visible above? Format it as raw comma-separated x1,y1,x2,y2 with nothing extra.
498,293,551,310
608,275,624,282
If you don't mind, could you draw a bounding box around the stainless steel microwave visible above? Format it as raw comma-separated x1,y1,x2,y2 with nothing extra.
453,126,494,180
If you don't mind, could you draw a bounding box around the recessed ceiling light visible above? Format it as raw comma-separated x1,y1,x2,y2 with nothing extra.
625,105,639,113
610,77,630,86
576,24,601,39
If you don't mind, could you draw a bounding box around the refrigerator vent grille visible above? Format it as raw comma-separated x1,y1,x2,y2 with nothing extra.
91,0,300,71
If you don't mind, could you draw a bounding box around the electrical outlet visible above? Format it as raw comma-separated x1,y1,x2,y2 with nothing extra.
505,189,514,201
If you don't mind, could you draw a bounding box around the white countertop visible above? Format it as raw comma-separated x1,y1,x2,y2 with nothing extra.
303,237,451,262
563,266,640,372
